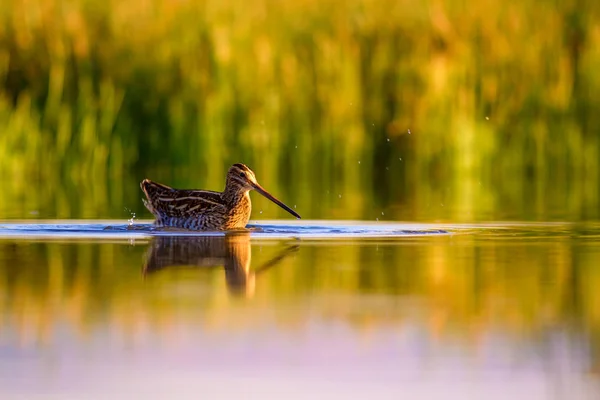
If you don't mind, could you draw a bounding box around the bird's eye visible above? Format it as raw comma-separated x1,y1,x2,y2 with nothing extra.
239,172,246,178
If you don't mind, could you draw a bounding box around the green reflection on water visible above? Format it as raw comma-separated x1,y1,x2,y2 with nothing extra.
1,231,600,365
2,226,600,397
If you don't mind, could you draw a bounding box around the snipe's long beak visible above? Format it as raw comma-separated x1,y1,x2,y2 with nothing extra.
252,183,301,219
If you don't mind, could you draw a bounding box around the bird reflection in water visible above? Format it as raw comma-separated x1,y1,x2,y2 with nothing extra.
143,232,298,297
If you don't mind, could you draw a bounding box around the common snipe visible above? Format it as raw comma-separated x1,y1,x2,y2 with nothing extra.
141,163,301,230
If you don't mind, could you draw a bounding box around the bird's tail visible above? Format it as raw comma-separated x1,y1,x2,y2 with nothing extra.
140,179,173,214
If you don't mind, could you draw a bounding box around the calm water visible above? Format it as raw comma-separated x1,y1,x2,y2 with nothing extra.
1,221,600,399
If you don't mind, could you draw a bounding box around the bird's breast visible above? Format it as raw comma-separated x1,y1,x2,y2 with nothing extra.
224,192,252,229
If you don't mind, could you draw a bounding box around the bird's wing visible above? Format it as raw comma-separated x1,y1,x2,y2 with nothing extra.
140,179,225,218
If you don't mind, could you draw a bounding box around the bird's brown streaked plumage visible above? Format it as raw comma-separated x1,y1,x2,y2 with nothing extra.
141,163,301,230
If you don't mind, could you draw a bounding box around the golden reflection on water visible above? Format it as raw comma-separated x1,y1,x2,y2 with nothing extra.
1,231,600,397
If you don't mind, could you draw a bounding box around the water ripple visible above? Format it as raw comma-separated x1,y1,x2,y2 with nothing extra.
0,220,449,239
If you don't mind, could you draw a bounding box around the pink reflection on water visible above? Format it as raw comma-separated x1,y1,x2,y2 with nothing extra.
1,319,598,400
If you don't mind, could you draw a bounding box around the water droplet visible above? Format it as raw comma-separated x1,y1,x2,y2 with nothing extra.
259,210,263,214
385,167,389,170
485,116,489,120
386,138,390,142
294,205,297,209
295,145,298,149
358,160,361,164
338,194,342,198
399,158,402,161
408,129,411,134
381,212,384,215
128,212,136,226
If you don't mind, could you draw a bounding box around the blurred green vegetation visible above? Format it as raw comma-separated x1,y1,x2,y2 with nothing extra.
0,0,599,221
1,235,600,369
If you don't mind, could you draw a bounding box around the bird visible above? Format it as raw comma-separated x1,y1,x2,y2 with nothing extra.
141,163,301,230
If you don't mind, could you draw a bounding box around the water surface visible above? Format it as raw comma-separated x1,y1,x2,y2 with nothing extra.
1,221,599,399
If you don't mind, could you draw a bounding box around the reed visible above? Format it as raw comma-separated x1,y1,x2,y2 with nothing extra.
0,0,599,221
